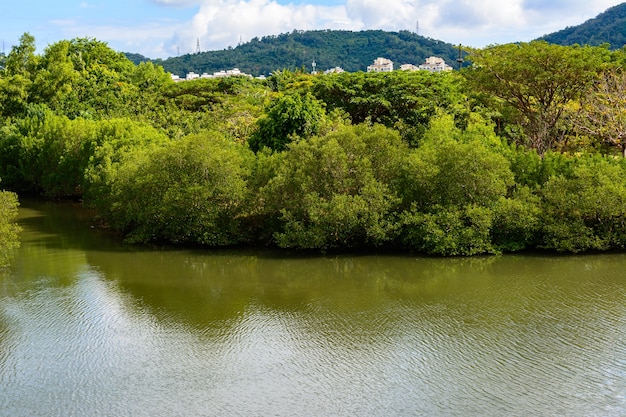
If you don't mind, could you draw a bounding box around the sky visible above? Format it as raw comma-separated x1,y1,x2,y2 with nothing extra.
1,0,624,59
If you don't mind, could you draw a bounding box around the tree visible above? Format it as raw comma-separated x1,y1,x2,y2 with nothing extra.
465,41,609,155
311,70,467,146
30,40,79,110
98,131,254,246
258,124,406,249
572,69,626,157
539,155,626,252
398,113,520,255
249,92,326,152
4,33,38,77
0,33,39,118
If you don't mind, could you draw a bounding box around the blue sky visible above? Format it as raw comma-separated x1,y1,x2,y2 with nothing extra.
2,0,623,59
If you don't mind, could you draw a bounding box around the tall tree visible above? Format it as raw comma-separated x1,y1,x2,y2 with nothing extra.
465,41,609,155
0,33,39,118
4,33,38,76
573,69,626,157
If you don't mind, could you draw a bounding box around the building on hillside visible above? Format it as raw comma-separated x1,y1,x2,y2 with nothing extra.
324,67,345,74
172,68,252,81
418,56,453,72
367,57,393,72
400,63,420,71
185,71,200,80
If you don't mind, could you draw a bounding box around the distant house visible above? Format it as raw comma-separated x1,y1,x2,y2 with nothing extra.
324,67,345,74
367,57,393,72
172,68,252,82
418,56,452,72
186,71,200,80
400,63,420,71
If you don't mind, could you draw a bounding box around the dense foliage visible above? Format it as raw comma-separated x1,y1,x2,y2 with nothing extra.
2,33,626,257
140,30,460,77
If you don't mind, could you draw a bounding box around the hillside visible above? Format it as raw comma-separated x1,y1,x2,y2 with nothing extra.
127,30,461,77
538,2,626,49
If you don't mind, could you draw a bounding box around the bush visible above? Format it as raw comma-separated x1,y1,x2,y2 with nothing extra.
539,155,626,252
258,123,406,249
100,131,254,246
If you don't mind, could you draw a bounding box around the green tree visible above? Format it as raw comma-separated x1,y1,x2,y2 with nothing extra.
398,113,518,255
0,33,39,118
4,33,38,77
539,155,626,252
465,41,609,155
311,70,467,146
30,41,79,110
99,131,254,246
572,69,626,157
258,123,406,249
249,92,326,152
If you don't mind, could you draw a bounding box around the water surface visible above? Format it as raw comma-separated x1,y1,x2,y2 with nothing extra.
1,200,625,416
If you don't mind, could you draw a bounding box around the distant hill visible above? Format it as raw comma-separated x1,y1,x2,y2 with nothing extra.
126,30,461,77
538,2,626,49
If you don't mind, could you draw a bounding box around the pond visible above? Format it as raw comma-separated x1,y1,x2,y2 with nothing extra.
1,200,625,416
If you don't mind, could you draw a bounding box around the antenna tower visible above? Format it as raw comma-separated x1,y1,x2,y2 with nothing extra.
415,20,419,35
196,38,201,54
456,44,464,70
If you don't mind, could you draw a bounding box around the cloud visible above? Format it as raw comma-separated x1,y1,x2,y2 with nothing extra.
168,0,352,55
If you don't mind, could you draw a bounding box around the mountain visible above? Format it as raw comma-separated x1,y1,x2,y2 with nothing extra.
538,3,626,49
126,30,461,77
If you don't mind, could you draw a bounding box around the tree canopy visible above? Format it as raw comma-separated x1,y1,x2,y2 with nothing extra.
2,33,626,257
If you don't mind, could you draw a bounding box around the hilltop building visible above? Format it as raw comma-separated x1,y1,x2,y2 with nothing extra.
367,57,393,72
418,56,453,72
324,67,345,74
171,68,253,82
400,64,420,71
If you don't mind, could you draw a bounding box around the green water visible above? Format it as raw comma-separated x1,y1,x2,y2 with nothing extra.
1,200,625,416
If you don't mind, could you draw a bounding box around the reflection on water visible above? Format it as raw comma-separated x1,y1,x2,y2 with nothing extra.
0,200,625,416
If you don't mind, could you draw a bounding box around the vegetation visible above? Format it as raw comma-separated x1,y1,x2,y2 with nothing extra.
2,32,626,258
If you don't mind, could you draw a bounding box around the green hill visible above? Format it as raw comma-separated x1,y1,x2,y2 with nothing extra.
538,3,626,49
127,30,461,77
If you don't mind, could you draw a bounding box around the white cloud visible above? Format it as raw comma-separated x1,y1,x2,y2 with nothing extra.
169,0,351,54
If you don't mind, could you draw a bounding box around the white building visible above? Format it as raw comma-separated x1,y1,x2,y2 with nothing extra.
172,68,252,81
324,67,345,74
367,57,393,72
418,56,453,72
185,71,200,80
400,64,420,71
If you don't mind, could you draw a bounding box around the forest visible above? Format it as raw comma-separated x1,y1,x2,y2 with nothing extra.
1,33,626,261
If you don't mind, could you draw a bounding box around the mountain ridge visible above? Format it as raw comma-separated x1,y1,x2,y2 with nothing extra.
537,2,626,49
